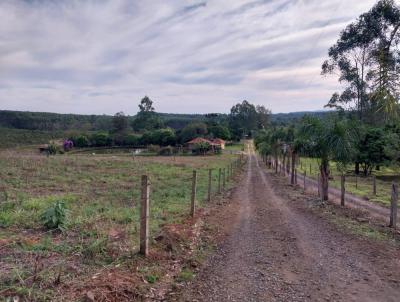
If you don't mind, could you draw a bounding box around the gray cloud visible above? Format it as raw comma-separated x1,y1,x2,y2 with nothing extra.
0,0,376,114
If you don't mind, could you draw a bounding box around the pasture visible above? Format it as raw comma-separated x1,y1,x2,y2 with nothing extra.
0,148,241,300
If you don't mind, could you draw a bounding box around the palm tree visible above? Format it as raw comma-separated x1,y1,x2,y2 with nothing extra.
297,116,355,200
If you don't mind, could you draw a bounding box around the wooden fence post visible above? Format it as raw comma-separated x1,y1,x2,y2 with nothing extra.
317,174,320,197
207,169,212,202
226,165,230,181
294,169,297,185
340,175,345,206
373,176,376,196
390,182,398,228
310,163,312,174
191,170,197,217
140,175,150,256
355,175,358,189
303,171,306,191
218,168,222,194
223,168,226,190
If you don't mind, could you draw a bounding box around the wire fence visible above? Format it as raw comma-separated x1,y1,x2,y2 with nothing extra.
0,153,246,298
263,155,397,227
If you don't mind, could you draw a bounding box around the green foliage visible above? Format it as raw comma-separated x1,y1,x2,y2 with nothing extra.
90,132,112,147
0,110,113,131
132,96,163,131
356,127,388,175
112,111,129,132
297,116,356,165
0,127,65,148
228,100,270,140
208,124,231,140
145,274,159,284
123,134,140,146
72,134,90,147
322,0,400,124
176,269,194,282
192,142,211,155
180,122,208,143
47,143,59,155
40,200,68,230
82,237,109,261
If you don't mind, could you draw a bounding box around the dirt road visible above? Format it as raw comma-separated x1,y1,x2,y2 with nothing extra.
175,145,400,301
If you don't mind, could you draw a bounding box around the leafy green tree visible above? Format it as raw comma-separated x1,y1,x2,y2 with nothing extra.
132,96,163,131
112,111,129,133
71,134,89,147
90,132,112,147
229,100,258,139
150,128,177,146
208,125,231,140
193,142,211,155
229,101,271,140
123,134,140,146
180,122,208,143
322,0,400,124
356,127,388,175
298,116,356,200
256,105,271,130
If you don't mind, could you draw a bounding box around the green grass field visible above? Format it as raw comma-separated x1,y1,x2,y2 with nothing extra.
298,157,396,206
0,149,242,300
225,142,244,152
0,127,67,149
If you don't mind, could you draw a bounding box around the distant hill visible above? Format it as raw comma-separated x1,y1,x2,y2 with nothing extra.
270,111,331,125
0,109,330,132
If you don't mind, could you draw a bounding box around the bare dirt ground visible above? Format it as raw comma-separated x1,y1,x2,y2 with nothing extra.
174,145,400,302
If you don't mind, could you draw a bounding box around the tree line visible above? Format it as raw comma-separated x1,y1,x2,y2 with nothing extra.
256,0,400,200
65,97,271,149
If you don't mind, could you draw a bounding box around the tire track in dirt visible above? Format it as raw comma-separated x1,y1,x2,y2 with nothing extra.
175,144,400,302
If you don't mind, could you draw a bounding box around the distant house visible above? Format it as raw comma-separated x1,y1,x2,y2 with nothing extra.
211,138,226,150
186,137,214,151
185,137,226,154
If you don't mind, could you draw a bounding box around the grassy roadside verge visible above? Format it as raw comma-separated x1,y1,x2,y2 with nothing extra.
298,157,395,207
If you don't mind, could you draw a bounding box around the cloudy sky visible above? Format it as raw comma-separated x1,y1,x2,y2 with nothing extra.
0,0,377,115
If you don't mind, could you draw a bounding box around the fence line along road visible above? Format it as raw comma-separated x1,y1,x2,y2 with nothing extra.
139,156,245,257
263,156,396,228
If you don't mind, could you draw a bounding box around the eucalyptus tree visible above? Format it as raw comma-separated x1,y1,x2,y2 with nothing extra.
298,116,356,201
322,0,400,124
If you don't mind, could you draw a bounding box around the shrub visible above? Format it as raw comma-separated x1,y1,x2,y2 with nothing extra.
47,143,59,155
72,135,89,147
40,200,68,230
63,139,74,151
90,132,112,147
123,134,140,146
192,142,210,155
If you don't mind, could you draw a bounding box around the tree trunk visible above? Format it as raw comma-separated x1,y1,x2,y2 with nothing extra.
291,151,296,185
340,174,345,206
355,162,360,175
282,154,286,175
320,159,329,201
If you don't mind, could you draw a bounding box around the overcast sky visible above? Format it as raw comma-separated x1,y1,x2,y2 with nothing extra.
0,0,377,115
